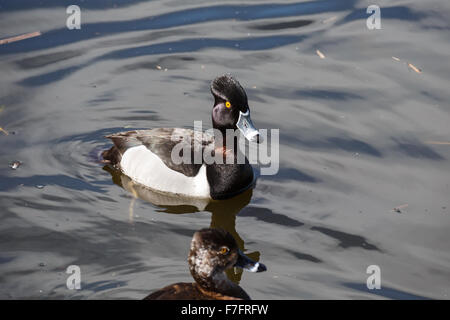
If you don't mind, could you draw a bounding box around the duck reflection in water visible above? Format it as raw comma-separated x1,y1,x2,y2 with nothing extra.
103,165,263,285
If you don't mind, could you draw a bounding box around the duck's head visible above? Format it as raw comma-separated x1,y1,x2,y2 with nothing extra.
188,228,266,288
211,74,262,143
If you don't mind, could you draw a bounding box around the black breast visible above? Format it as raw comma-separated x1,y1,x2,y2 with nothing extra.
206,161,254,200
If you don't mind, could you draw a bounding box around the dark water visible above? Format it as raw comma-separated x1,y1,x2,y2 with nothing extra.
1,0,450,299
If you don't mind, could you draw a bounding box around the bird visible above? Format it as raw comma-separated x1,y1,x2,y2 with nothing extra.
144,228,266,300
102,74,262,200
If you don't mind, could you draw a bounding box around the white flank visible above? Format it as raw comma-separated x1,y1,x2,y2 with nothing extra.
120,145,211,198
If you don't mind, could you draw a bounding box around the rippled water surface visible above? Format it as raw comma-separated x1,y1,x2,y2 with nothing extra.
1,0,450,299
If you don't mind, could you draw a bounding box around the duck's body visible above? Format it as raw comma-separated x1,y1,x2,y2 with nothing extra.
102,127,255,200
102,75,261,200
102,128,213,198
144,282,247,300
144,228,266,300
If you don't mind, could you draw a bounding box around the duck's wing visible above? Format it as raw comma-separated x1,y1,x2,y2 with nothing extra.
102,128,214,177
143,283,207,300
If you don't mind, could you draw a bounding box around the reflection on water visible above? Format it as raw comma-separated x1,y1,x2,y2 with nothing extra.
103,165,259,284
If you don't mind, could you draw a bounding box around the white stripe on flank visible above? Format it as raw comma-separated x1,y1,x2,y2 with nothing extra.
120,145,211,198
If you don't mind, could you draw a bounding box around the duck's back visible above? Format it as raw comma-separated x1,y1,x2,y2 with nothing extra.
143,282,244,300
102,128,213,198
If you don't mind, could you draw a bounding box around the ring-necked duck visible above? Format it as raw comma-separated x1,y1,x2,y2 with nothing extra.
144,228,266,300
102,74,261,200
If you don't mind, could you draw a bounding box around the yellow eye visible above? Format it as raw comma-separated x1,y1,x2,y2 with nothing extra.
225,101,231,108
219,247,229,254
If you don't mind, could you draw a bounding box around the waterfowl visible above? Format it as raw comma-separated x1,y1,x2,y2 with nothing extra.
102,74,261,200
144,228,266,300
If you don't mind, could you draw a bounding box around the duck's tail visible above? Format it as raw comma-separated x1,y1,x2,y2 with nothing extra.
101,145,121,166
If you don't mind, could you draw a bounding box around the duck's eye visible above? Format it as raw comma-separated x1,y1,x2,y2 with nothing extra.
225,101,231,109
219,246,229,254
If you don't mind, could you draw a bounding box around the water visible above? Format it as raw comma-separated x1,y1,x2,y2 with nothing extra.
1,0,449,299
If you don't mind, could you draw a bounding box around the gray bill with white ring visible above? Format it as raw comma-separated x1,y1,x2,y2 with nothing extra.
236,110,262,143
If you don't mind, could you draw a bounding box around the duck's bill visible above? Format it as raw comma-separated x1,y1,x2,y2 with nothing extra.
237,110,263,144
234,250,267,273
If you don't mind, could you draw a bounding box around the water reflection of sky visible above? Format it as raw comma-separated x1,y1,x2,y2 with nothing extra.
1,0,450,300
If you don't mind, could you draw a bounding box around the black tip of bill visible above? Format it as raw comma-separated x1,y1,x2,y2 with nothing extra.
234,250,267,273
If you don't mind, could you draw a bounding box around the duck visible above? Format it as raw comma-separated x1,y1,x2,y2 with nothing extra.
144,228,266,300
101,74,261,200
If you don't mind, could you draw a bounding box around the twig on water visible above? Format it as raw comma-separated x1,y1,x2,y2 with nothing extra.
425,141,450,145
407,62,422,73
0,127,9,135
316,49,326,59
0,31,41,45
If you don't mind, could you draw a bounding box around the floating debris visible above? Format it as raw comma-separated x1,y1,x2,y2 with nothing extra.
0,127,8,135
392,204,408,213
35,185,45,189
0,31,41,45
156,65,162,70
38,262,47,267
425,141,450,145
407,62,422,73
392,57,422,73
9,160,22,170
316,49,326,59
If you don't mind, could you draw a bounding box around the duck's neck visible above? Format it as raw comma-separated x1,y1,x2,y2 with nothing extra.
205,129,253,199
193,271,250,300
213,128,239,154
